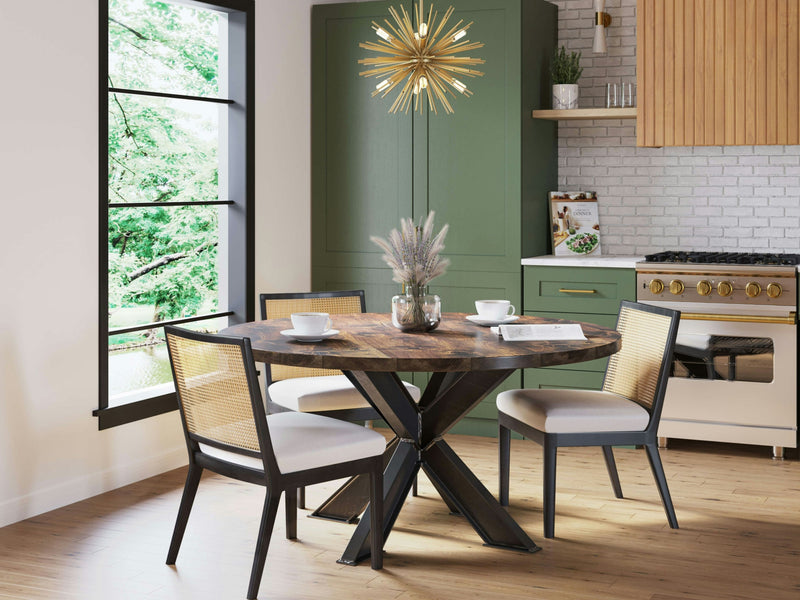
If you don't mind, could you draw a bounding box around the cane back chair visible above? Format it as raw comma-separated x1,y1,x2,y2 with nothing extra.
164,326,385,599
260,290,421,512
496,301,681,538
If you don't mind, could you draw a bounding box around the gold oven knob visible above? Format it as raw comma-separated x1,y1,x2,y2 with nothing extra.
745,282,762,298
696,280,712,296
669,280,685,295
717,281,733,297
766,282,783,299
649,279,664,294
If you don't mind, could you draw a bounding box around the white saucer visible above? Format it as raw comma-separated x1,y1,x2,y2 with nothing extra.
466,315,520,327
280,329,339,342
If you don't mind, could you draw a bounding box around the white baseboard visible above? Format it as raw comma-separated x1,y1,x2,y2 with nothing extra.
0,446,188,528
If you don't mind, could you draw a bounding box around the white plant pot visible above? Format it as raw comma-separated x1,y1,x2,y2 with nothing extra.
552,84,579,109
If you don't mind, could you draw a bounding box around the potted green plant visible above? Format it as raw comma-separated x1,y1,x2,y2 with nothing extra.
551,45,583,109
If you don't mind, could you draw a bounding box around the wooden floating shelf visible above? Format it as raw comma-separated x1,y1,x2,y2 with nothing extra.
531,108,637,121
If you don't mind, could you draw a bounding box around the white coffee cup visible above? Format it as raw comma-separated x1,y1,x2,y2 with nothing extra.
290,312,333,335
475,300,515,321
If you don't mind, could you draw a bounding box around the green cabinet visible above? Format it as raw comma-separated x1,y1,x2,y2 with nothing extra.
523,265,636,389
311,0,558,435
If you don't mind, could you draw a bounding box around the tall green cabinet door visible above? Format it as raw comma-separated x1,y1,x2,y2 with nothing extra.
311,2,414,273
415,0,558,274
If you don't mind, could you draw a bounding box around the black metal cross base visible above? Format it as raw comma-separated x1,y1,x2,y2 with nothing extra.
337,369,540,566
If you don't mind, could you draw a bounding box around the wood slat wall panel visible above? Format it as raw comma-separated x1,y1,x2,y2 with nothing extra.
789,0,800,142
664,0,675,147
745,0,757,144
674,0,685,146
724,0,735,145
684,0,694,144
714,1,725,145
776,0,788,145
756,0,766,143
639,0,656,147
655,0,665,146
735,0,746,144
638,0,800,146
705,0,715,144
694,1,705,145
766,0,778,145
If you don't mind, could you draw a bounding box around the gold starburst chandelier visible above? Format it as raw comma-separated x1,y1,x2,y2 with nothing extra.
358,0,485,115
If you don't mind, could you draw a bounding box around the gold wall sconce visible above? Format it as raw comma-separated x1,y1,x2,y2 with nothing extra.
593,0,612,54
358,0,485,115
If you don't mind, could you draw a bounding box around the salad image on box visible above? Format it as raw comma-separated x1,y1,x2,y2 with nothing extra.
549,191,602,256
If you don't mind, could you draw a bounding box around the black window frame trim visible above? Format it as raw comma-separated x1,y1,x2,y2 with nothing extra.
98,0,255,430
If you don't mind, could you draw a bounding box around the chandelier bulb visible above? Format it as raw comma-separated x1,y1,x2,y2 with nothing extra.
419,22,428,37
376,27,391,41
453,79,466,94
376,79,390,92
453,29,466,41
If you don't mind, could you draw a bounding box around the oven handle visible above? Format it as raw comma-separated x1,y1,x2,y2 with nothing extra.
680,312,796,325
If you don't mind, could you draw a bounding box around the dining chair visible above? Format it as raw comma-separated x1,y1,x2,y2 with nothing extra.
496,300,681,538
260,290,421,513
164,326,385,600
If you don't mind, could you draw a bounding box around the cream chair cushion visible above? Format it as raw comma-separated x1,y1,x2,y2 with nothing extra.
199,412,387,474
268,374,421,412
496,388,650,434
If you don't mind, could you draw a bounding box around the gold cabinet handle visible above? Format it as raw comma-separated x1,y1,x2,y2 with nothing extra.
558,288,597,294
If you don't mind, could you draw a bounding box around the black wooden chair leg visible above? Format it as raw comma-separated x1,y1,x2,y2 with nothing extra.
498,424,511,506
166,464,203,565
285,487,297,540
368,467,384,570
644,443,679,529
543,438,557,539
412,475,418,496
298,485,306,510
602,445,623,498
247,492,281,600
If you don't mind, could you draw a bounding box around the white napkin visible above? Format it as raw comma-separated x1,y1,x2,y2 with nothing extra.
492,323,587,341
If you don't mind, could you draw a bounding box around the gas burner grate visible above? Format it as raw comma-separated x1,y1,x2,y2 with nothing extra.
644,251,800,266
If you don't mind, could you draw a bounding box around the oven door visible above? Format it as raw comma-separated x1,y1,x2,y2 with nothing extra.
658,314,797,449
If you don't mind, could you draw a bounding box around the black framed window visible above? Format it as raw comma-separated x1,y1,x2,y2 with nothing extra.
97,0,254,429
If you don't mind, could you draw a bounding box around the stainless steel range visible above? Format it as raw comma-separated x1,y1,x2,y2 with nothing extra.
636,251,798,458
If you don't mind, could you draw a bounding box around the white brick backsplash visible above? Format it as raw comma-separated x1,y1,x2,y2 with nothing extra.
548,0,800,255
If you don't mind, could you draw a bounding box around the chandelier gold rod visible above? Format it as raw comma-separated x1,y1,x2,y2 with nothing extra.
427,74,454,114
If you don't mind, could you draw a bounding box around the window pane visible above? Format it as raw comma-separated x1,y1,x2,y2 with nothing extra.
108,205,222,331
108,94,219,204
108,0,221,98
108,315,230,402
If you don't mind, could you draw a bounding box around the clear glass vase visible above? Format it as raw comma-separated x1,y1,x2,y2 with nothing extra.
391,284,441,332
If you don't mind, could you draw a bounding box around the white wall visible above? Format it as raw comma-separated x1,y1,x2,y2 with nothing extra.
0,0,320,528
551,0,800,256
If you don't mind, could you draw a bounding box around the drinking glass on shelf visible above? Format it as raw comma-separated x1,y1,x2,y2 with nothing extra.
606,82,619,108
620,80,634,108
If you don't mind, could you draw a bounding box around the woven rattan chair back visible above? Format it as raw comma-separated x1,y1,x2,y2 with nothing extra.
602,301,677,418
259,291,366,383
166,327,270,465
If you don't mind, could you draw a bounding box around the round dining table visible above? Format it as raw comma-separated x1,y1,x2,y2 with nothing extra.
222,312,620,565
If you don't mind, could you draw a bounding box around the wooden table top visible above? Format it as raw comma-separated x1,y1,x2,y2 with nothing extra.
221,313,620,373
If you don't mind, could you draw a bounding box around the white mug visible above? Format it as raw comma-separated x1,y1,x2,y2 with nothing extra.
290,312,333,335
475,300,515,321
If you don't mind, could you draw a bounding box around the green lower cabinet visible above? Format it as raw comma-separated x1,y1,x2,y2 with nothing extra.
523,367,605,391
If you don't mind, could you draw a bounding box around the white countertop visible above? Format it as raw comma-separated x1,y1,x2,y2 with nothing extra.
521,255,643,269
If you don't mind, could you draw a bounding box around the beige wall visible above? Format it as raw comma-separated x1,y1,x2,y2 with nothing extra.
0,0,325,527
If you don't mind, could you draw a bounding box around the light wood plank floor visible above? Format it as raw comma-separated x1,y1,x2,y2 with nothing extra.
0,433,798,599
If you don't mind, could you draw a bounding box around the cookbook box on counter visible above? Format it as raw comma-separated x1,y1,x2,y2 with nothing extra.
549,191,602,257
